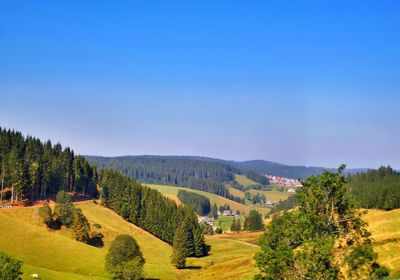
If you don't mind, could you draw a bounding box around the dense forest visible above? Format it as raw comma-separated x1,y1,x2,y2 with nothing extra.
99,168,208,256
0,128,98,203
177,190,211,216
347,166,400,210
86,155,244,203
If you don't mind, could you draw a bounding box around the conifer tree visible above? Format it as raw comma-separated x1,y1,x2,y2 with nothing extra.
210,203,218,219
73,208,90,243
38,202,53,227
171,223,190,268
53,191,74,227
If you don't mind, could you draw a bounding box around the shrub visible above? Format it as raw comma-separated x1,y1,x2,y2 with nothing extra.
0,252,23,280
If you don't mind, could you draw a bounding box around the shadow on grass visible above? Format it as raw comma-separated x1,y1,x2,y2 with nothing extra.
183,265,201,270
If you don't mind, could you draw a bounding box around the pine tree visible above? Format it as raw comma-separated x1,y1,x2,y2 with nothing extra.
171,223,190,268
210,203,218,219
53,191,74,227
73,208,90,243
38,202,53,227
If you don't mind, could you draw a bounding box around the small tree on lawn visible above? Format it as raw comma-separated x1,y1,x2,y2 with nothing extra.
105,235,144,280
38,202,53,227
53,190,74,227
73,208,90,243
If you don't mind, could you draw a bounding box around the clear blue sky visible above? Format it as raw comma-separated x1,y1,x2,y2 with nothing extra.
1,1,399,168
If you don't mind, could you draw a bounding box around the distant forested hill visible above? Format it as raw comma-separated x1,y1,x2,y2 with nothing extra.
227,160,366,179
86,155,237,185
347,166,400,210
85,155,245,202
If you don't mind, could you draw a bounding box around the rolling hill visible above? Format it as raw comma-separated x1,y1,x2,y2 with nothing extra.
0,201,259,280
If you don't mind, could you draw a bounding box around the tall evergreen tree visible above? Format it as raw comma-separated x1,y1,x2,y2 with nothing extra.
53,191,74,227
171,223,190,268
73,208,90,243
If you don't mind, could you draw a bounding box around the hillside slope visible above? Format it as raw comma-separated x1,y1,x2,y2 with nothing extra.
0,201,260,279
364,209,400,278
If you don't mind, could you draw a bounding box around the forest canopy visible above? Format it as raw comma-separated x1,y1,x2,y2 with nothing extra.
0,128,98,204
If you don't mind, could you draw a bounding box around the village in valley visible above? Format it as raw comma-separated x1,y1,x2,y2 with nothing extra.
197,173,302,228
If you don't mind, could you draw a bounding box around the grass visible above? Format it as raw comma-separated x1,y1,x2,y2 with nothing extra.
364,208,400,278
235,175,259,187
216,216,236,232
247,189,293,203
0,201,261,280
0,206,108,279
2,199,397,279
185,237,259,280
213,231,263,245
227,185,245,199
146,184,250,214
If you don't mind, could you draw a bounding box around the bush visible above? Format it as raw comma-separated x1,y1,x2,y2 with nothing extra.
0,252,23,280
73,208,90,243
38,202,53,227
215,227,223,234
53,191,74,227
106,235,144,279
93,223,102,229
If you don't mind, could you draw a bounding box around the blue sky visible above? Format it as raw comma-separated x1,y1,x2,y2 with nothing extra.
1,1,399,168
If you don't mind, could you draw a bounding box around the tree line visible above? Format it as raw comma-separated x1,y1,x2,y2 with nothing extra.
99,168,209,257
347,166,400,210
243,170,269,185
177,190,210,216
0,128,98,204
87,155,244,204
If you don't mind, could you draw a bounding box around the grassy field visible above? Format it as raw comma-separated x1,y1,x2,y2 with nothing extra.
227,185,245,199
185,237,258,280
0,201,260,280
364,208,400,278
0,201,176,279
247,189,293,203
146,184,250,214
235,174,259,187
147,184,275,216
213,231,263,245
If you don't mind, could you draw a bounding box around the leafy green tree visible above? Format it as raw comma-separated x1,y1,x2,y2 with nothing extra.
243,210,263,231
110,258,144,280
53,190,74,226
73,208,90,242
0,252,23,280
105,235,144,280
38,202,53,227
231,218,241,232
255,166,388,280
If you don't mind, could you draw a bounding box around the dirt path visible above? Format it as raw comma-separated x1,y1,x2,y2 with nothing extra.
212,237,260,248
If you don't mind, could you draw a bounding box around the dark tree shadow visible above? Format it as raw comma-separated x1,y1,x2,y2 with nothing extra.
87,236,104,248
182,266,201,270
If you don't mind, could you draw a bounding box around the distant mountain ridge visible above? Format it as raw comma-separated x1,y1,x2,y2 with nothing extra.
85,155,366,180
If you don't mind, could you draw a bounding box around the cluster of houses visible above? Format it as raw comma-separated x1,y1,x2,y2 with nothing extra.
265,174,302,191
198,216,214,226
218,209,239,217
264,200,276,207
197,210,240,226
